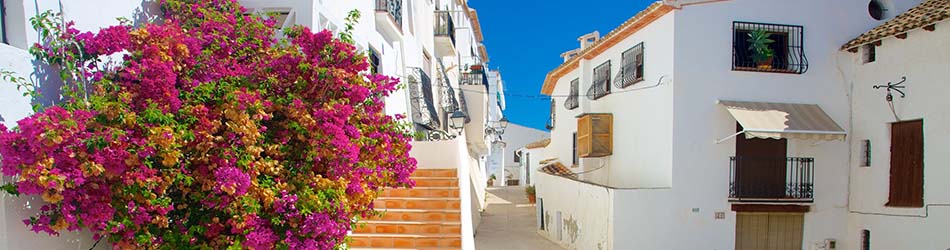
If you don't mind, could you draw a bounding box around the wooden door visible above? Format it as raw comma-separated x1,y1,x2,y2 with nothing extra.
736,213,803,250
735,123,788,199
888,120,924,207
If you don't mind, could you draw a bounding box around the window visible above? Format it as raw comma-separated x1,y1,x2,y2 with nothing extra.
514,151,521,163
576,113,612,158
572,132,578,166
546,99,555,130
732,22,807,74
620,42,644,87
887,120,924,207
861,229,871,250
590,61,611,99
861,139,872,167
863,44,876,63
565,78,579,110
369,47,381,75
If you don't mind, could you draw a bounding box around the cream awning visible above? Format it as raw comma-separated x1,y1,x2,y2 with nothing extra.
719,100,846,141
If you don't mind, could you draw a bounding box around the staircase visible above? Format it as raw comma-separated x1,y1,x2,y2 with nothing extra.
351,169,463,250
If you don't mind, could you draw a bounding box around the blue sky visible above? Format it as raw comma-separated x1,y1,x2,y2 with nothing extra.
469,0,654,130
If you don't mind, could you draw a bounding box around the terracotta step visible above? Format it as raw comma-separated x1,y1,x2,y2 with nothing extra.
371,209,461,222
374,197,461,210
411,177,458,188
353,221,462,234
349,234,461,249
410,169,457,178
380,187,460,198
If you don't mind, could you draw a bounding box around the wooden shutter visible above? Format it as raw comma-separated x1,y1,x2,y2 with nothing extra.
887,120,924,207
736,212,803,250
577,114,613,157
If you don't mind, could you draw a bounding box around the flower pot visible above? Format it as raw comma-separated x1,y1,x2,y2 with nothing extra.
756,57,774,69
487,179,494,186
526,194,536,204
469,65,484,71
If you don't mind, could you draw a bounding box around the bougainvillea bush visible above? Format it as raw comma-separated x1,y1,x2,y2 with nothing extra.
0,0,416,249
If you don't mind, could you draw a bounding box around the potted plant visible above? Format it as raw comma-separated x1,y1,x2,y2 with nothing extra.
525,185,536,204
747,29,775,69
488,174,496,186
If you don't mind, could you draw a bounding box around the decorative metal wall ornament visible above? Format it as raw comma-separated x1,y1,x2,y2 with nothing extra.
873,76,907,121
873,76,906,101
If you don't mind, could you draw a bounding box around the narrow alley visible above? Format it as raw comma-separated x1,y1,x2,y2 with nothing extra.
475,187,564,250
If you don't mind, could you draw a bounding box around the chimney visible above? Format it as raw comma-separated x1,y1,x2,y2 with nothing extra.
578,31,600,49
560,49,580,62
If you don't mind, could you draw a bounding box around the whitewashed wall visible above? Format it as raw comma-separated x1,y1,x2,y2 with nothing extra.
496,124,547,185
534,172,610,250
839,19,950,250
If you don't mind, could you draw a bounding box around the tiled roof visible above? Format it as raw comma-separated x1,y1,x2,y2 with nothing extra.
524,138,551,149
841,0,950,50
539,162,577,179
541,2,674,95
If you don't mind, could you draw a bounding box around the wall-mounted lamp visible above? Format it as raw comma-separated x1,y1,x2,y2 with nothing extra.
449,111,467,133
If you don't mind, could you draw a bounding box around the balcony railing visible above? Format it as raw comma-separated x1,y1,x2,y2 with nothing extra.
460,71,487,87
434,11,456,45
375,0,403,28
729,156,814,202
407,67,440,130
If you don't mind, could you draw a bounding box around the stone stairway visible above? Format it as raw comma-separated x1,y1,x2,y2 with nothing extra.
350,169,462,250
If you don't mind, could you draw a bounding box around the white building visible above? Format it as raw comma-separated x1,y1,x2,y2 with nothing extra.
838,1,950,249
0,0,505,249
490,124,548,186
533,0,928,250
516,138,550,186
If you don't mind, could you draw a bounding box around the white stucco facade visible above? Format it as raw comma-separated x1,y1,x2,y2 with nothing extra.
535,1,936,250
838,18,950,250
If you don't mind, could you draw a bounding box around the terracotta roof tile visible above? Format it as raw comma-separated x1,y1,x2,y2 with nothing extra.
540,162,577,179
541,2,673,95
842,0,950,50
524,138,551,149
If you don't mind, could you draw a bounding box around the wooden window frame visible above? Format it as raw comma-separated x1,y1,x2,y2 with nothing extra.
620,42,645,88
886,119,924,208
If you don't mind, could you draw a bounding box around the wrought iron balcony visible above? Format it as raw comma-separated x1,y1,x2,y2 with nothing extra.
375,0,402,28
460,71,487,87
729,156,814,202
407,68,440,130
434,11,456,44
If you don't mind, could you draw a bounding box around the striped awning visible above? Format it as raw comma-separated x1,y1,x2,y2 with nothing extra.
719,100,846,141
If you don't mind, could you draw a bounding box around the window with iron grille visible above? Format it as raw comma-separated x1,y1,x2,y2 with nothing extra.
589,61,611,99
620,42,644,88
732,21,807,74
572,132,578,166
369,47,381,75
546,99,555,130
565,78,579,110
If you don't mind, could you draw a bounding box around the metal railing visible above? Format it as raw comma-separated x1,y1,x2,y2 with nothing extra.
565,79,579,110
434,11,456,44
375,0,403,28
407,67,440,130
732,21,808,74
460,71,487,87
729,156,814,202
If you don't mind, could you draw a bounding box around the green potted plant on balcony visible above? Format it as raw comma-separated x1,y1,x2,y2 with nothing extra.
747,29,775,69
525,185,536,204
488,174,496,186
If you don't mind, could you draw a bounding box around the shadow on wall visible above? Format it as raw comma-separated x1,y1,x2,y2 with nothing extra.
25,0,161,109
